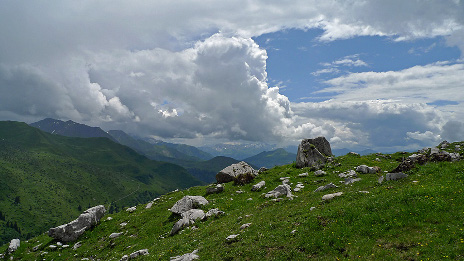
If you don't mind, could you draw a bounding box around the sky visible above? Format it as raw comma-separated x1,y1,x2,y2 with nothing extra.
0,0,463,151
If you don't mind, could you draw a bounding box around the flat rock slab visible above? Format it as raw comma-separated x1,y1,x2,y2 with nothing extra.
48,205,106,242
322,192,343,201
314,182,338,192
251,181,265,191
265,184,293,199
169,196,209,215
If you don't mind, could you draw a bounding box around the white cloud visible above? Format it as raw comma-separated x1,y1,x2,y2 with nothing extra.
0,0,463,151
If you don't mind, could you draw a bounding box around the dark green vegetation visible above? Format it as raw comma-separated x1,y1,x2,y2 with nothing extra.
244,148,296,169
0,121,201,245
3,141,463,260
108,130,213,163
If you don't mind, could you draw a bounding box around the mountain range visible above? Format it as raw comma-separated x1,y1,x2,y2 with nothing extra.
0,121,201,245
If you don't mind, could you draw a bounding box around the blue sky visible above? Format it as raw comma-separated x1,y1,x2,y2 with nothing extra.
0,1,463,151
254,29,461,103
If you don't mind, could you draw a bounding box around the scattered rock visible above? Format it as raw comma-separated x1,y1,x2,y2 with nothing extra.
314,182,338,192
146,202,153,209
356,165,378,174
236,190,244,194
375,158,381,162
32,243,42,252
109,232,123,239
348,152,360,156
216,161,257,184
295,137,332,169
314,170,327,177
265,184,293,199
358,191,370,193
298,172,309,177
48,205,106,242
322,192,343,201
344,178,361,185
206,184,224,195
106,217,113,221
338,170,357,178
378,175,385,184
126,206,137,213
258,167,268,173
170,249,199,261
129,249,149,259
49,245,57,249
169,196,209,215
171,209,206,235
205,208,225,218
291,229,297,234
120,222,128,227
279,177,290,180
73,241,82,250
251,180,266,191
8,238,20,253
240,223,252,230
310,207,316,211
62,244,69,248
226,234,239,243
439,140,450,149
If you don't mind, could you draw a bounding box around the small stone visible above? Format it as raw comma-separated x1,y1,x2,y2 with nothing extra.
109,232,123,239
62,245,69,248
73,242,82,250
314,170,326,177
322,192,343,201
32,243,42,252
344,178,361,185
247,198,253,201
120,222,128,227
291,230,297,234
56,242,62,246
314,182,338,192
49,245,57,249
298,172,309,177
236,190,244,194
129,249,149,259
126,206,137,213
240,223,252,230
310,207,316,211
226,234,239,243
106,217,113,221
251,181,266,191
358,191,370,193
146,202,153,209
120,255,129,261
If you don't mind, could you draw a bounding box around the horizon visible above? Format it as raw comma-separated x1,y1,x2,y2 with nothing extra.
1,1,463,152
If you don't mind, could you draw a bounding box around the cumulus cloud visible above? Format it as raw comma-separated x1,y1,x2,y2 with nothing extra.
0,0,463,151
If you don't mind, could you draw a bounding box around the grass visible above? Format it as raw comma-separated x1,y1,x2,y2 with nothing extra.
1,142,464,260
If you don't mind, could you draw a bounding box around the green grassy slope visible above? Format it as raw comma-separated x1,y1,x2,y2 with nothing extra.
2,141,463,260
0,121,201,245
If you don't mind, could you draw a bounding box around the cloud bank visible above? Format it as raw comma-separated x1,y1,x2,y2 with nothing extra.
0,0,463,150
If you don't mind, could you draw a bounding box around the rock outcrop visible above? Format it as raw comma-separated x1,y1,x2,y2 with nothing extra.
169,196,209,215
216,161,257,184
48,205,106,242
295,137,332,169
265,184,293,199
8,238,20,253
251,181,265,191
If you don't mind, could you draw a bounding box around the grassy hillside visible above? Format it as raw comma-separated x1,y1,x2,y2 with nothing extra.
2,141,463,260
244,148,296,169
0,121,201,245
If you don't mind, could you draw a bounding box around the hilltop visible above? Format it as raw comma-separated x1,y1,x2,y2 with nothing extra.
2,140,463,260
0,121,201,246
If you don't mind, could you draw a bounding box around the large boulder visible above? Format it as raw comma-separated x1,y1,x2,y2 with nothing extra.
295,137,332,169
48,205,106,242
216,161,257,184
169,196,209,215
265,184,293,199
